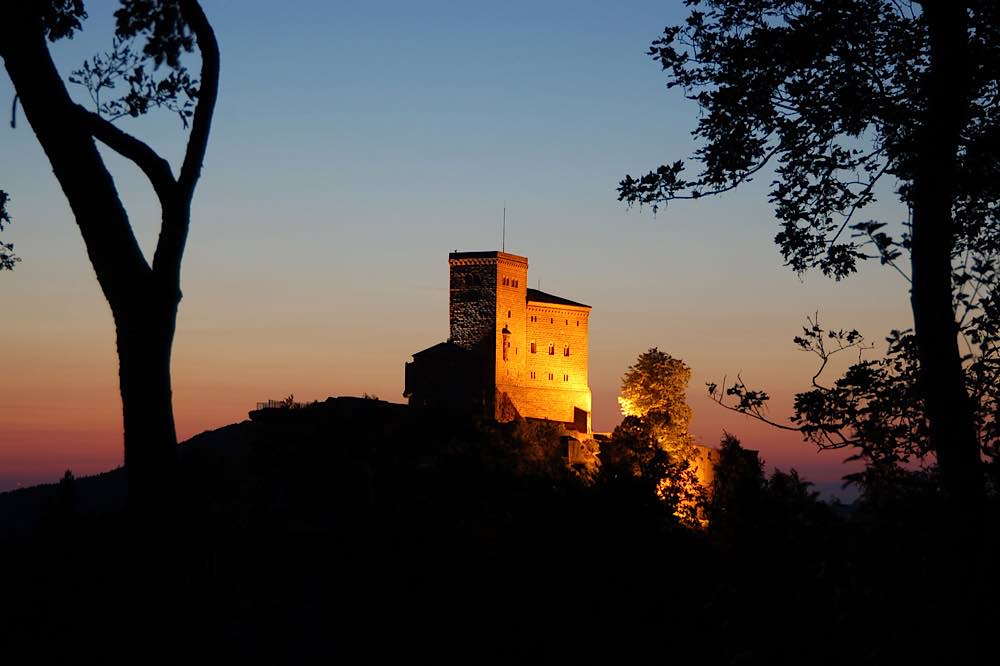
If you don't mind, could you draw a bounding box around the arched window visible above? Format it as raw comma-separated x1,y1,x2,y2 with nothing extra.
548,343,555,355
563,345,570,356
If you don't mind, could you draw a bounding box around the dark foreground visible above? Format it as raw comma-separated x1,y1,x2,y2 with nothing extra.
1,398,997,663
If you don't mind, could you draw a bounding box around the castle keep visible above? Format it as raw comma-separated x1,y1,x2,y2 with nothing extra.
405,251,593,433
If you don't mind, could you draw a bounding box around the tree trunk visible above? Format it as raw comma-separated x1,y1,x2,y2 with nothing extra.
116,298,181,511
911,1,983,508
1,8,182,510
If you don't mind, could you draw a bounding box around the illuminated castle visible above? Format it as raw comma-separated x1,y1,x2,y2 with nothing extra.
404,251,593,433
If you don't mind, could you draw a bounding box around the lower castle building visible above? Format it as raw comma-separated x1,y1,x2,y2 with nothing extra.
404,251,593,433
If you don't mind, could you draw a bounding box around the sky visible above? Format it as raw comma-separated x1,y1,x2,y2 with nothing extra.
0,0,914,497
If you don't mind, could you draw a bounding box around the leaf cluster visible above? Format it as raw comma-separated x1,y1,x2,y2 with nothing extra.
618,347,692,425
40,0,87,41
68,1,199,128
0,190,18,271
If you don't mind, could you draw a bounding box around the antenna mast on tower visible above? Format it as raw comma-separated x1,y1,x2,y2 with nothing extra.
502,202,506,252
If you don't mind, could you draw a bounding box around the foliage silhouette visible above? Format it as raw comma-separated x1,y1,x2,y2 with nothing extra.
0,190,17,270
707,432,766,542
711,313,1000,500
619,0,999,507
0,0,219,507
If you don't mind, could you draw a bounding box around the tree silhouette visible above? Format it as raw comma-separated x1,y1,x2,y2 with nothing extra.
710,307,1000,502
707,432,765,542
0,1,219,507
620,1,998,508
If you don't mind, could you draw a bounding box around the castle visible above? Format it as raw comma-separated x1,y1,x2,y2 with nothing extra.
405,251,593,433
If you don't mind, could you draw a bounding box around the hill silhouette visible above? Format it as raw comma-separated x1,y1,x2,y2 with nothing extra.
1,397,996,663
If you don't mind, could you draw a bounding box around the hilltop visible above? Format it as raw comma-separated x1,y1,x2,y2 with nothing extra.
1,396,995,663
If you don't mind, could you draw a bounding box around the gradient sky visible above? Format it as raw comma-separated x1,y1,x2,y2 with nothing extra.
1,0,913,496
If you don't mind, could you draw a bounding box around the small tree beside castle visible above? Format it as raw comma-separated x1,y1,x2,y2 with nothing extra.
601,348,708,527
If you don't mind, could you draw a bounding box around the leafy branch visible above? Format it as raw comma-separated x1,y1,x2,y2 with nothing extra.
0,190,19,270
69,35,197,128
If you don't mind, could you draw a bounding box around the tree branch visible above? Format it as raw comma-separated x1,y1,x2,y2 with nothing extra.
176,0,219,199
153,0,219,283
75,103,177,203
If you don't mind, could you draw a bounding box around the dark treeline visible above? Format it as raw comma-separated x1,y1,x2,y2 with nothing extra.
1,399,996,663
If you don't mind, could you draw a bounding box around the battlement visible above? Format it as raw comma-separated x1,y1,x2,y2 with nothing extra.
448,250,528,266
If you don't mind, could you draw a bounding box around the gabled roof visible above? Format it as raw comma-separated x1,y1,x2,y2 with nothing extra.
526,288,590,309
410,341,471,360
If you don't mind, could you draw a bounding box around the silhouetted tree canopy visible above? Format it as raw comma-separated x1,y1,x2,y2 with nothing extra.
712,311,1000,499
708,432,765,539
622,0,998,506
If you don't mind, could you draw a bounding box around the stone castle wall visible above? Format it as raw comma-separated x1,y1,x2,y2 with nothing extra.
449,256,499,351
496,301,592,426
499,384,592,428
522,303,589,392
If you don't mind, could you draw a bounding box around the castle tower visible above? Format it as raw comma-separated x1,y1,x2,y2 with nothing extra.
407,251,592,433
448,252,528,415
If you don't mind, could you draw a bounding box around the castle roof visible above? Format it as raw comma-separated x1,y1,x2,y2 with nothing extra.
526,288,590,309
410,340,470,360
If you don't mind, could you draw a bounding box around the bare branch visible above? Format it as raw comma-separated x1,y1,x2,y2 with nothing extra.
75,103,177,203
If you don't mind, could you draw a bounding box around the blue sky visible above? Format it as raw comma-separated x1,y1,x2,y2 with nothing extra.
2,1,913,496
